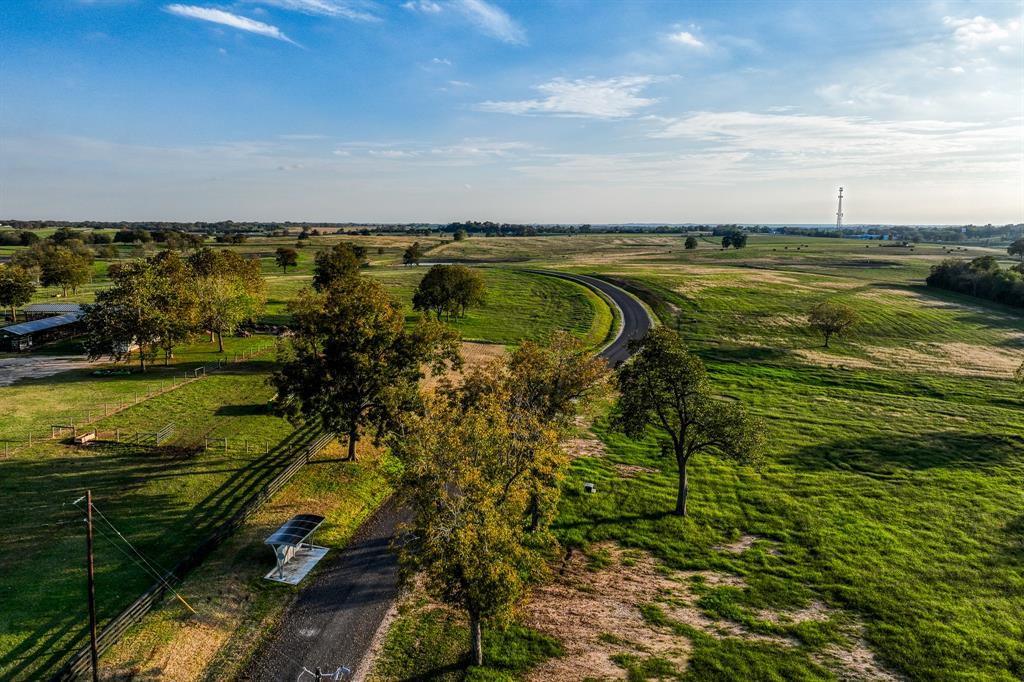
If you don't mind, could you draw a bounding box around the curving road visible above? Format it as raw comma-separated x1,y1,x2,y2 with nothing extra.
247,273,651,681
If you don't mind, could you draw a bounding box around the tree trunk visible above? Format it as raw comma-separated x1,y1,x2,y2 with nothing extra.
216,331,224,353
9,306,15,323
674,455,689,517
823,332,831,348
469,615,483,666
347,427,358,461
527,493,540,532
139,349,146,372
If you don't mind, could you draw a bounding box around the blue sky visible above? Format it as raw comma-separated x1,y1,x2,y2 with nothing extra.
1,0,1021,223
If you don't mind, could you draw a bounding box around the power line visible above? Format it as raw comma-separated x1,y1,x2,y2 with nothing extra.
87,502,197,614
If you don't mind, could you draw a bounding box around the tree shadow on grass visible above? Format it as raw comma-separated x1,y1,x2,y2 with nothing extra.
784,430,1022,476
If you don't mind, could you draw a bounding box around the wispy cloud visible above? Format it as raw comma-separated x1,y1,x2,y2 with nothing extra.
431,57,452,65
452,0,525,44
649,110,1022,178
165,4,298,44
251,0,381,22
666,30,703,48
477,76,658,119
402,0,442,13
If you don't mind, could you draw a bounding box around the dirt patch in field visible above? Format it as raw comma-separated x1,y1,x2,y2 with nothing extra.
715,533,780,556
422,341,506,390
614,463,660,478
524,543,903,682
0,355,102,387
564,437,607,459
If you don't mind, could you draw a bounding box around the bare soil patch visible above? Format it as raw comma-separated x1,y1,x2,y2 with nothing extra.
714,533,780,555
613,463,660,478
563,437,607,460
524,543,901,682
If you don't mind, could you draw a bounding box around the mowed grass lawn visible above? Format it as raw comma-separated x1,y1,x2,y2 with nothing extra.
0,362,312,681
557,248,1023,679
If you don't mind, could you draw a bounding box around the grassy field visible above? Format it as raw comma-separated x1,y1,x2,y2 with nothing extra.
370,235,1024,681
3,233,1021,680
0,360,312,680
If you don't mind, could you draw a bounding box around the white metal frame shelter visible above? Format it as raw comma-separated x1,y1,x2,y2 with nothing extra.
264,514,329,584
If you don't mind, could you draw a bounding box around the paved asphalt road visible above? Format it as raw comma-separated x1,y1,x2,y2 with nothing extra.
248,274,651,681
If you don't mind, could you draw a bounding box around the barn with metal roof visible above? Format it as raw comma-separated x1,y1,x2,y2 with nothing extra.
0,312,84,351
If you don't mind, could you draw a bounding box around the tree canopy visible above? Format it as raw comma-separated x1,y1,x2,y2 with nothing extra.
684,236,698,249
412,264,486,321
807,300,858,348
274,247,298,273
186,249,265,352
0,264,36,322
613,327,763,516
403,241,424,266
36,245,93,296
272,274,461,460
312,243,364,291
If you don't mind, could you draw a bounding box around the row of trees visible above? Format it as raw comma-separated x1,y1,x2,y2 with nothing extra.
926,255,1024,308
82,249,266,370
720,231,749,249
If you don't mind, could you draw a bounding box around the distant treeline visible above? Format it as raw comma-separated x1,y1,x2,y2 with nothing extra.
926,256,1024,308
3,220,1022,244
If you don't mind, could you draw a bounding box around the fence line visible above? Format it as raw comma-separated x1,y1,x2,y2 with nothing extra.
51,430,336,681
1,342,275,459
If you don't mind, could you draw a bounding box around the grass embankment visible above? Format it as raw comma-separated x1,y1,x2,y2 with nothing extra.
371,238,1024,681
0,361,308,680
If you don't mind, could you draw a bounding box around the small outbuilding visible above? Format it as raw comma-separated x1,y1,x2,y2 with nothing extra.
264,513,329,584
0,312,84,351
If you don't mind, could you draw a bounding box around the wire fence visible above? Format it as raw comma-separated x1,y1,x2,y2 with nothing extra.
1,342,276,459
51,430,336,681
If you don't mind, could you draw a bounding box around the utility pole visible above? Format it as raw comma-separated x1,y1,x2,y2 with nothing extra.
85,490,100,682
836,187,844,233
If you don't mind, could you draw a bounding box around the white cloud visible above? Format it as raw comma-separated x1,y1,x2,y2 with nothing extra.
666,30,704,48
430,138,530,158
251,0,379,21
477,76,658,119
943,15,1019,49
403,0,442,13
451,0,525,44
431,57,452,65
165,4,298,43
447,79,471,87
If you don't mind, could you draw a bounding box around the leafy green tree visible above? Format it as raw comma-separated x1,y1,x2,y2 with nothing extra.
454,229,468,241
186,249,265,352
275,247,299,273
612,327,764,516
272,276,461,460
312,243,362,291
403,241,424,266
684,236,698,250
808,300,858,348
721,234,733,248
390,390,550,666
1015,361,1023,386
83,259,167,371
0,264,36,322
1008,237,1024,264
150,251,199,364
40,246,93,296
412,265,485,321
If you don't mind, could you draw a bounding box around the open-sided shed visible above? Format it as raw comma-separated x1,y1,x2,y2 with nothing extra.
264,513,329,584
0,312,84,351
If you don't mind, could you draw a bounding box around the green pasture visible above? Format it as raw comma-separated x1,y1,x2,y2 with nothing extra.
0,362,309,680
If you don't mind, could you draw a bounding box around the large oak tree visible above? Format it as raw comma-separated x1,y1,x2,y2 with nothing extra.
272,275,461,460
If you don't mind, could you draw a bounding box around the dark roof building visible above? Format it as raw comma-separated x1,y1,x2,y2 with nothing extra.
0,312,84,351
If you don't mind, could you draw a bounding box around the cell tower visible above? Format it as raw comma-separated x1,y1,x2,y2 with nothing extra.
836,187,844,231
